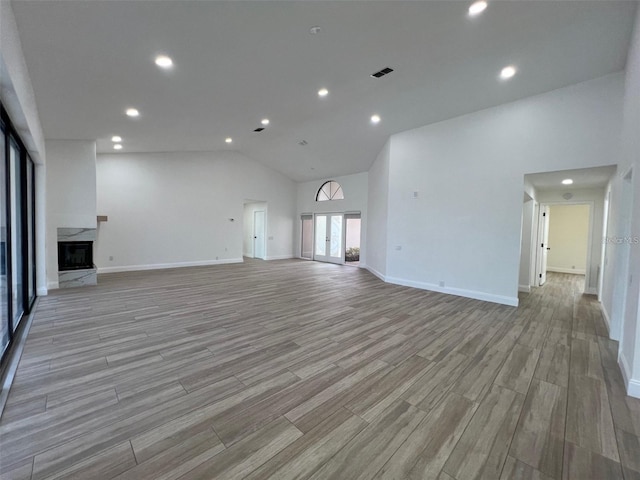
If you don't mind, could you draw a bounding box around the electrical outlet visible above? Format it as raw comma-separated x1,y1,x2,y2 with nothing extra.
395,245,402,251
439,281,445,287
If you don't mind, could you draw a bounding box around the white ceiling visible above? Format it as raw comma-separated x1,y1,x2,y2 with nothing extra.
526,165,617,191
11,1,638,181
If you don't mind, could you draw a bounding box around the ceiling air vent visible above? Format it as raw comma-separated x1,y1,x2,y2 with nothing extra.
253,127,265,132
371,67,394,78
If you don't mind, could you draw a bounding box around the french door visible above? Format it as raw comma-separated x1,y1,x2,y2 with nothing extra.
314,214,344,264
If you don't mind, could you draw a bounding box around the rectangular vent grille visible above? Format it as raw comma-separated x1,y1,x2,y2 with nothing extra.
371,67,394,78
253,127,265,132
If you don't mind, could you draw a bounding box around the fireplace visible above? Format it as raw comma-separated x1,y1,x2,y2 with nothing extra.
58,241,94,271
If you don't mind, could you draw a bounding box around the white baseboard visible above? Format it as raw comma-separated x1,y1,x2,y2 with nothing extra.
585,287,598,295
266,255,294,261
547,267,586,275
385,275,519,307
619,354,640,399
98,258,244,274
47,280,59,290
37,286,48,296
364,266,386,282
518,284,531,293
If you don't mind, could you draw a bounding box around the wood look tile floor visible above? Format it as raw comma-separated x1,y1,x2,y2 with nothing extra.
1,259,639,480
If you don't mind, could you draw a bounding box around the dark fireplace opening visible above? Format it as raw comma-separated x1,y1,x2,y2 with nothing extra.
58,241,94,271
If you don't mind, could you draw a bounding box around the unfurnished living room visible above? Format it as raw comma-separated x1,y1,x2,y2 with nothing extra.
1,1,640,479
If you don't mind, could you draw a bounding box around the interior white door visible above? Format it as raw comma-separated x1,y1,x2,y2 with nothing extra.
253,210,266,260
537,205,550,286
314,214,344,264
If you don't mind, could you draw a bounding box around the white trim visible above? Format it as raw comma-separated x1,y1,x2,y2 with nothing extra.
98,258,244,274
47,280,59,290
518,285,531,293
585,287,598,295
385,275,519,307
547,267,586,275
365,266,386,282
619,354,640,399
37,287,48,296
600,303,611,335
266,255,294,261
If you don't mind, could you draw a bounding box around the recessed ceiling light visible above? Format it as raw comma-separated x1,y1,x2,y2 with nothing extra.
309,26,322,35
225,137,233,144
125,108,140,117
318,88,329,97
155,55,173,69
500,65,517,80
370,114,381,124
562,179,574,185
111,136,122,142
113,144,123,150
261,118,270,126
468,1,488,16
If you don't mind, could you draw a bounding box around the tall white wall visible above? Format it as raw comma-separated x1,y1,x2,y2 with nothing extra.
96,151,295,271
366,141,390,279
383,73,623,306
45,140,97,289
296,172,368,265
604,6,640,397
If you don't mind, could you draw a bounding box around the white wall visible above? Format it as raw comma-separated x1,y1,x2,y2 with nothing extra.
96,151,295,272
366,141,390,279
604,6,640,397
45,140,97,289
296,172,368,265
382,73,623,306
546,204,590,275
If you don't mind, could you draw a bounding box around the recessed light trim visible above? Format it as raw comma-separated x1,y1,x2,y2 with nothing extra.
155,55,173,68
113,144,123,150
309,26,322,35
225,137,233,144
468,1,488,16
500,65,517,80
318,88,329,97
111,136,122,142
261,118,270,126
370,114,381,124
125,108,140,117
562,179,574,185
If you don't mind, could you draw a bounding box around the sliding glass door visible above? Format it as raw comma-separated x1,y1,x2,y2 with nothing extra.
1,104,38,366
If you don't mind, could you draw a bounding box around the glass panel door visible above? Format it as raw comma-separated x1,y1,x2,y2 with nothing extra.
0,127,8,355
27,157,35,306
9,138,23,331
314,214,344,265
315,215,327,257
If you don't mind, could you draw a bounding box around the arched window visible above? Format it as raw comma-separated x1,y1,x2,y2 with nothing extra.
316,181,344,201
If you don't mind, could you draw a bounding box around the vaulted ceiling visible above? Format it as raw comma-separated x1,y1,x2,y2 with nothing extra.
11,1,638,181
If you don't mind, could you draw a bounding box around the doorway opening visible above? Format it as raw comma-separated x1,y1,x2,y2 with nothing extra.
536,203,592,289
301,212,362,266
243,201,267,260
